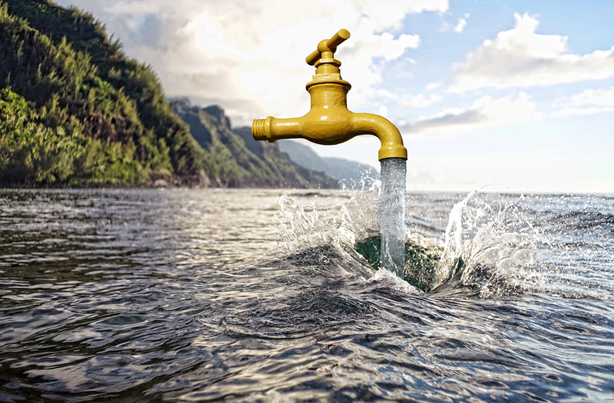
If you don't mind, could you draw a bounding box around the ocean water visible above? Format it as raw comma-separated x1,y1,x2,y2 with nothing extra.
0,188,613,402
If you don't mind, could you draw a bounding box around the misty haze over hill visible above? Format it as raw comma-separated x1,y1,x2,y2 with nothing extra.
277,140,380,189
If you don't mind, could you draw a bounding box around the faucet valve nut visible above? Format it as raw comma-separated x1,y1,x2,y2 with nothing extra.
305,29,350,66
252,117,271,141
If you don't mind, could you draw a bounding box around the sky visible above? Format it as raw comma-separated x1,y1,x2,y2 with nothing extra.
54,0,614,194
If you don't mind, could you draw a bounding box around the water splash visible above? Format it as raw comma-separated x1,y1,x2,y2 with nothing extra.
436,192,544,296
273,187,613,300
275,194,331,251
275,180,383,253
380,158,406,277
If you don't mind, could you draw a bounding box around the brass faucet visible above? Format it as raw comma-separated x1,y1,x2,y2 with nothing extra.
252,29,407,161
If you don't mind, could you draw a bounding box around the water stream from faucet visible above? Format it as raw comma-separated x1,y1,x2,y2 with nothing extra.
380,157,406,277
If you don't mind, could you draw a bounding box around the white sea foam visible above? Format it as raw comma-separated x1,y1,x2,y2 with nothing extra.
369,267,419,294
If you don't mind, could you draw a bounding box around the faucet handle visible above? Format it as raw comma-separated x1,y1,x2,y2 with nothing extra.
305,29,351,66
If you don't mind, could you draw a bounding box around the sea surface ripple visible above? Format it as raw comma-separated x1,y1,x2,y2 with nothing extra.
0,189,613,402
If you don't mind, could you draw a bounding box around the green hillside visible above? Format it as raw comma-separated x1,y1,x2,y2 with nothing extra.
0,0,197,185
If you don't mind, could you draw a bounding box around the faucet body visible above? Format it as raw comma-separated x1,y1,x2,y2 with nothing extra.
252,29,407,161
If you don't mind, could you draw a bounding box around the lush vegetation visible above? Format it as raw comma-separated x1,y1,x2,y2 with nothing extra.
0,0,194,185
0,88,143,184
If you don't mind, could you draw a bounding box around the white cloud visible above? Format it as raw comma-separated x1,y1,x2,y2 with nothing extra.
378,105,388,118
403,94,443,108
571,87,614,106
440,14,468,33
376,89,442,108
454,18,467,33
551,86,614,117
399,92,537,136
55,0,448,126
550,106,614,117
425,81,443,91
451,13,614,92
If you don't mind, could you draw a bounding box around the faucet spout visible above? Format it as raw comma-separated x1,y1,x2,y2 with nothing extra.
351,113,407,160
252,112,407,160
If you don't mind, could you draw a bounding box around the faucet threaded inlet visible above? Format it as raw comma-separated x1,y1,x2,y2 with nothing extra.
252,118,268,141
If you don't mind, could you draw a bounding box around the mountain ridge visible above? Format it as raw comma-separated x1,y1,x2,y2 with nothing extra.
172,99,338,189
277,140,380,189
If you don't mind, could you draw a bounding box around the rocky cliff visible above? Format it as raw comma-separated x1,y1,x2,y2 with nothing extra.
278,140,380,189
172,99,338,188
